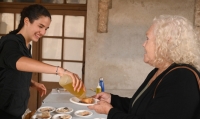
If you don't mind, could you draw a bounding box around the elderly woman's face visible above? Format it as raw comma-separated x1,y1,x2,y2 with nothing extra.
143,25,156,66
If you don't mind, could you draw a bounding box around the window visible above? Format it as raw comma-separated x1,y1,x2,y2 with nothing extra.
0,0,87,109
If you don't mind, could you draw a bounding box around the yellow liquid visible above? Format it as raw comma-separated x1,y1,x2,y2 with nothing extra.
59,74,86,99
96,87,101,94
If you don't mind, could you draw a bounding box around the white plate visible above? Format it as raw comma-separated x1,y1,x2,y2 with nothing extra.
37,106,55,113
31,114,52,119
52,114,72,119
69,97,98,106
55,107,73,114
74,110,93,118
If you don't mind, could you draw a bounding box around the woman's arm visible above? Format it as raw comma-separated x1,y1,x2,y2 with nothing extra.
17,57,84,91
16,57,64,75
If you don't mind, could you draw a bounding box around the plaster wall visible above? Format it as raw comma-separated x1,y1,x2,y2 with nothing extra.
85,0,195,97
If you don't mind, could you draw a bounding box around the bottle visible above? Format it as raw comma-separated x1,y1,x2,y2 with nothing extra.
99,77,105,92
59,74,86,99
96,82,101,94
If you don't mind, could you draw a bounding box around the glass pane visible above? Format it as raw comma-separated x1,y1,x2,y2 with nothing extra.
42,38,62,59
64,16,84,38
45,15,63,36
42,0,64,4
15,13,20,29
0,13,14,34
41,61,61,82
0,0,13,2
15,0,34,2
63,39,83,61
30,41,32,53
63,62,83,78
66,0,86,4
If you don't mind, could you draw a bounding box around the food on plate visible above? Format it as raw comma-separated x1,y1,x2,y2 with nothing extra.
59,115,71,119
24,110,36,119
40,107,53,112
77,111,90,116
57,107,69,113
37,111,51,118
79,97,94,104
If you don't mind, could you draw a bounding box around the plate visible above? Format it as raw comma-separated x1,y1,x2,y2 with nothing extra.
37,106,55,113
31,114,52,119
55,107,73,114
74,110,93,118
52,114,72,119
69,97,98,106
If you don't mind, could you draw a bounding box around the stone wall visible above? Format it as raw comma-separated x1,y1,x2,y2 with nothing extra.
85,0,195,97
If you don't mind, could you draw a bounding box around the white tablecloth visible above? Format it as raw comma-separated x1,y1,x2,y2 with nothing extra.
40,89,107,119
37,88,136,119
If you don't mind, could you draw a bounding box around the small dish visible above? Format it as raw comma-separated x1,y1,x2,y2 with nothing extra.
74,110,93,118
55,107,73,114
70,97,99,106
31,113,51,119
52,114,72,119
37,106,55,113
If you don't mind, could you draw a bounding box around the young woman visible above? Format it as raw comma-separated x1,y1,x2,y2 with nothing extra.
88,15,200,119
0,4,84,119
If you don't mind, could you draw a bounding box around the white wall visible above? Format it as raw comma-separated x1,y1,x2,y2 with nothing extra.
85,0,195,97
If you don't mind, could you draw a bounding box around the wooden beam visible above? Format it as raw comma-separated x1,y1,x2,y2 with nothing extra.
97,0,111,33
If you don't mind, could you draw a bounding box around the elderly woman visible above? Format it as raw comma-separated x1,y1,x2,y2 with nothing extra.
88,15,200,119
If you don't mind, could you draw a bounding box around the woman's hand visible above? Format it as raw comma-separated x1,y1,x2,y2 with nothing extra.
58,68,85,92
93,92,111,103
88,100,113,114
30,80,46,97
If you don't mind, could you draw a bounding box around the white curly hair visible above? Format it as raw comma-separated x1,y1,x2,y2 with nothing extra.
152,15,200,71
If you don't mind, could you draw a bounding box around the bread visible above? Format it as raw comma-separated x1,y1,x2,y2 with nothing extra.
79,97,94,104
59,115,71,119
78,111,90,116
40,107,52,112
41,111,50,118
36,111,50,118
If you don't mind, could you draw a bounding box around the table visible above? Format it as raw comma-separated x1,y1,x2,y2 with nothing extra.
39,88,107,119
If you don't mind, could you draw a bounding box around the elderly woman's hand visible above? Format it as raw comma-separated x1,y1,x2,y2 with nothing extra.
92,92,111,103
88,100,113,114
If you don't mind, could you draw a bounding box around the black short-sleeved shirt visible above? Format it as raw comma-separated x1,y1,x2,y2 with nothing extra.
0,34,32,117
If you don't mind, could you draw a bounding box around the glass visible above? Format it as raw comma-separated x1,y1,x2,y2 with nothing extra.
63,39,83,61
45,15,63,36
42,38,62,59
15,13,20,29
63,62,83,78
41,61,61,82
66,0,86,4
64,15,85,38
42,0,64,4
0,13,14,34
59,73,86,99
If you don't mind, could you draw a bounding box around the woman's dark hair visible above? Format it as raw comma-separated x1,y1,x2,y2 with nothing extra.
9,4,51,34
